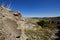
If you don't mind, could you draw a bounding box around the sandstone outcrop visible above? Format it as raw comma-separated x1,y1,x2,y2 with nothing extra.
0,6,28,40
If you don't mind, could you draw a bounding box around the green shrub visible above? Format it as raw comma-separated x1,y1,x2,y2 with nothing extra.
37,20,49,27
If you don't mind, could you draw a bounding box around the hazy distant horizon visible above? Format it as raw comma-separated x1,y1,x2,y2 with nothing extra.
24,16,60,18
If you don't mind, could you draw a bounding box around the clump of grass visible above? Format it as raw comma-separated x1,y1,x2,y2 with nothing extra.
25,28,55,40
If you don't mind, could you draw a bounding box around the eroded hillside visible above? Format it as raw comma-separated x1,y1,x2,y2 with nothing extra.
0,6,29,40
0,6,59,40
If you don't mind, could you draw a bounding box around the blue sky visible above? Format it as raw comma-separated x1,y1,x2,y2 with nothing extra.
0,0,60,17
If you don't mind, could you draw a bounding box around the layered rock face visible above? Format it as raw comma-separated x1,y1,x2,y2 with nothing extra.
0,6,28,40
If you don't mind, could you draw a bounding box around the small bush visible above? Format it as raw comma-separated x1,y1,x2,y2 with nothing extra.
37,20,49,27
